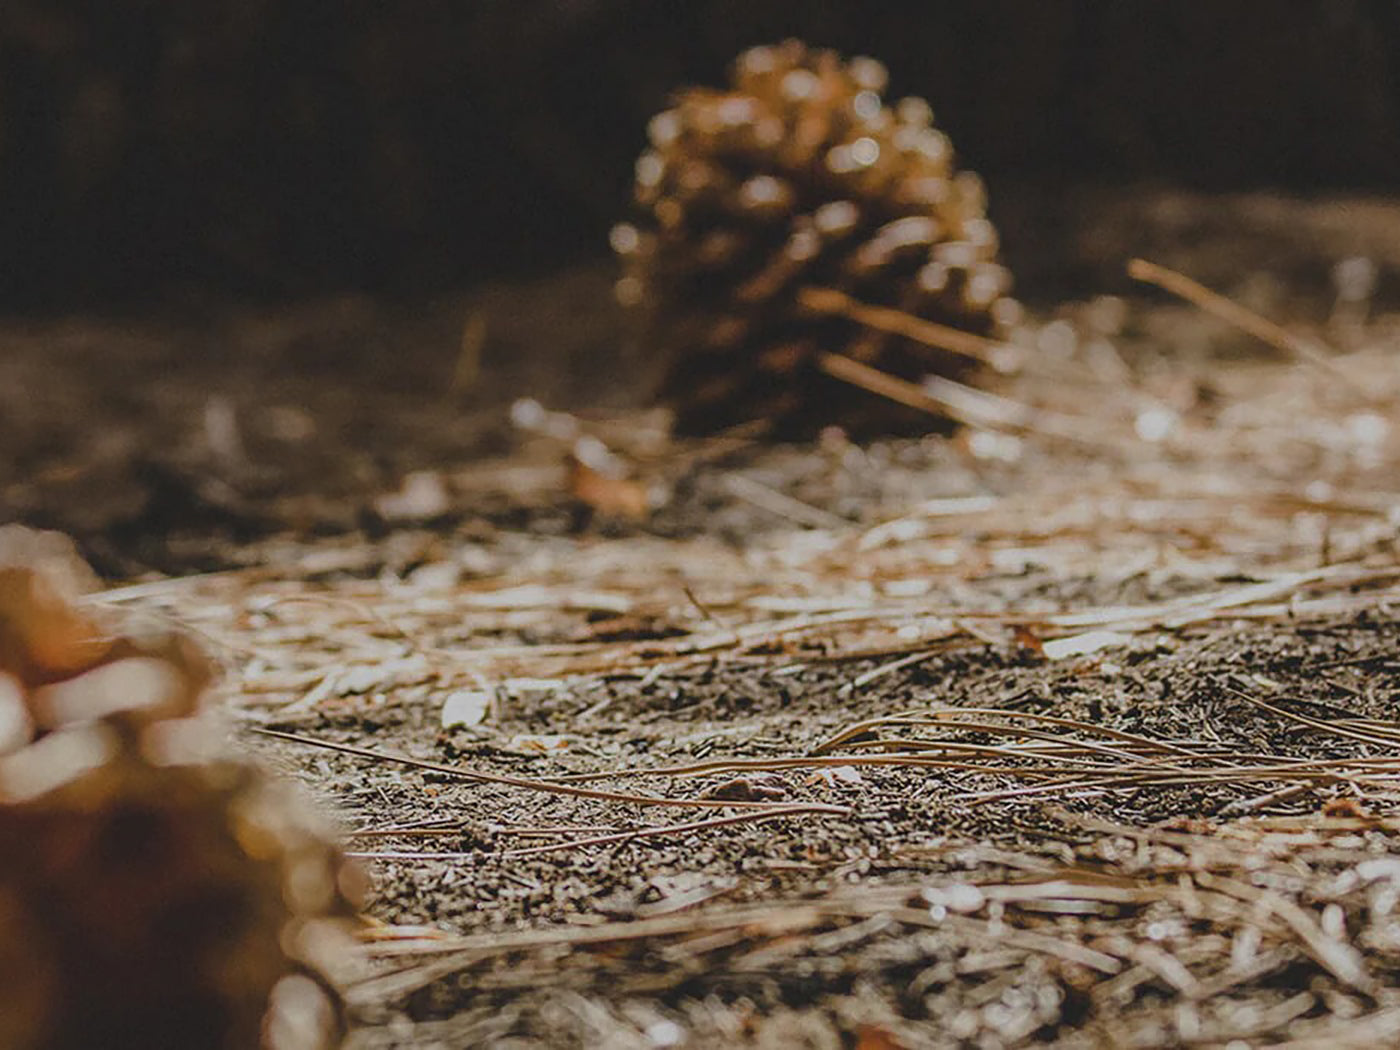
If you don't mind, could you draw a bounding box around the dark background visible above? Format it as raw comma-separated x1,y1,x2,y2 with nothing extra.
2,0,1398,309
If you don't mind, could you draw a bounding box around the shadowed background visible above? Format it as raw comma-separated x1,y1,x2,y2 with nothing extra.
2,0,1398,308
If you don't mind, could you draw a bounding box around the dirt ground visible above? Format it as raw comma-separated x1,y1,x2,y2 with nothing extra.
9,190,1400,1048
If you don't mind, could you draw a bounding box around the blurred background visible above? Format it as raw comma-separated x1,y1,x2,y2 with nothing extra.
2,0,1398,309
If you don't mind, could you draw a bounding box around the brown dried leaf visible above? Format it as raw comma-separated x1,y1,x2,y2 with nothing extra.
1322,796,1374,821
855,1025,909,1050
568,455,650,520
700,773,788,802
1011,624,1046,657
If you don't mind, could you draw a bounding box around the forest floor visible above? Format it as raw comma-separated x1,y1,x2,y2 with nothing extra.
7,191,1400,1048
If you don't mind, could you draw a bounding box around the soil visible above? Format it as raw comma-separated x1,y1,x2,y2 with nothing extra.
9,189,1400,1048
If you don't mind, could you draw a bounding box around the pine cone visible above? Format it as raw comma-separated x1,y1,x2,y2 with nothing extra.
612,39,1021,437
0,527,362,1050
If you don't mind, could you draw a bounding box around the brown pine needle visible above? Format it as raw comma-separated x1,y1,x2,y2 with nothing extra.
797,286,1009,367
812,708,1204,757
501,804,846,859
816,350,961,415
1126,258,1362,389
253,728,850,813
816,352,1116,448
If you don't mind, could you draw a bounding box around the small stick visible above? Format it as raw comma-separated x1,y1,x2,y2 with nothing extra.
1127,258,1361,388
840,649,938,694
1218,782,1316,818
681,585,730,630
797,286,1006,367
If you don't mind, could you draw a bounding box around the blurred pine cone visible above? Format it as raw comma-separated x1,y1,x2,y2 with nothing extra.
613,39,1021,436
0,527,362,1050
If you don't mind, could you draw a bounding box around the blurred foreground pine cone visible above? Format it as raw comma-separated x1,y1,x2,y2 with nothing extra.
613,39,1021,437
0,527,362,1050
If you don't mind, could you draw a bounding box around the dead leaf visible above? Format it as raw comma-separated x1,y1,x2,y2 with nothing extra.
567,455,650,520
0,527,212,728
508,734,572,754
855,1025,909,1050
1012,624,1046,656
805,765,864,789
700,773,788,802
441,689,492,729
1322,797,1373,820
